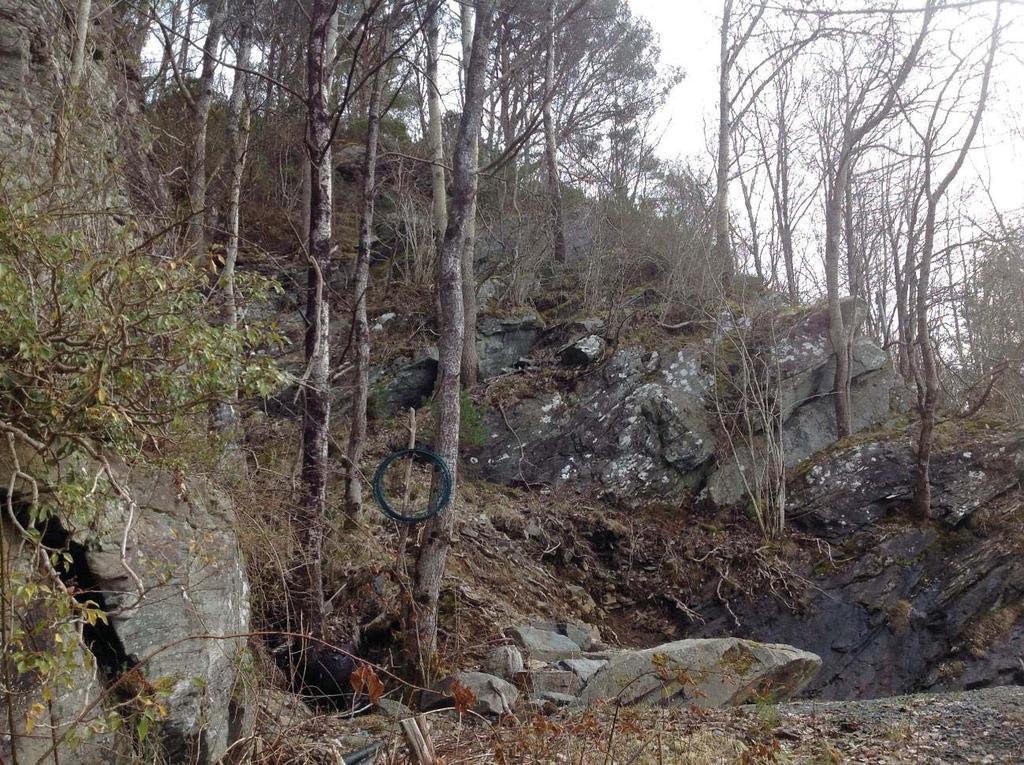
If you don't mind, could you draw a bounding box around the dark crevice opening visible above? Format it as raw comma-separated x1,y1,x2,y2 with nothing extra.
6,503,140,697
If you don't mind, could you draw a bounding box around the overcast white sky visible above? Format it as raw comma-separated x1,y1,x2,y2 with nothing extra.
628,0,721,163
627,0,1024,213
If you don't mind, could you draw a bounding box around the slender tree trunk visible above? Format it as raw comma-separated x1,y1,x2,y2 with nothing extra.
345,30,387,521
912,3,1000,519
713,0,734,288
177,0,193,75
405,0,497,681
51,0,92,188
542,1,566,264
824,156,853,439
187,0,227,259
739,169,762,283
459,3,482,387
844,177,861,302
894,199,918,383
911,204,940,519
214,20,252,435
425,0,446,282
775,100,798,303
292,0,338,641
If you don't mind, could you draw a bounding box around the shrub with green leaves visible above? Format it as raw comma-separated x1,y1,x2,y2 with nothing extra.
0,200,285,755
0,203,286,457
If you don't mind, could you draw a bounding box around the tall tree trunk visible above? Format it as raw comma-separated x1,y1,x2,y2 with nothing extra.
912,3,1000,519
824,156,853,439
177,0,193,75
911,203,941,519
292,0,338,641
51,0,92,188
542,1,566,264
425,0,447,282
345,27,387,521
775,98,798,303
187,0,227,259
459,2,481,387
214,20,252,435
405,0,497,681
713,0,734,289
823,3,933,442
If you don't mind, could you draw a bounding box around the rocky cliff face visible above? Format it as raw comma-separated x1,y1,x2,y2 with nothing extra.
1,5,242,762
473,303,893,509
694,424,1024,700
436,302,1023,702
0,0,164,210
2,458,251,765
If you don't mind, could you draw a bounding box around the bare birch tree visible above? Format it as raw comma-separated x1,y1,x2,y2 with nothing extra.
713,0,768,286
345,6,393,521
425,0,447,269
51,0,93,188
186,0,227,259
214,8,254,435
459,2,484,387
405,0,498,679
818,4,934,438
292,0,340,640
911,3,1001,518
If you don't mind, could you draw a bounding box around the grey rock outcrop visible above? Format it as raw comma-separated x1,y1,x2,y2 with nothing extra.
559,334,606,366
476,304,891,508
476,313,543,380
578,638,821,708
790,428,1024,538
706,334,892,508
383,348,439,414
0,0,166,211
509,624,583,662
88,467,251,763
477,346,715,502
694,426,1024,701
2,461,251,765
424,671,519,716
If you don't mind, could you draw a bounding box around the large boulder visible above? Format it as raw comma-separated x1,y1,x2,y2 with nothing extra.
484,645,525,680
704,313,892,508
89,467,251,762
705,375,891,509
509,624,583,662
424,671,519,716
2,460,251,765
578,638,821,708
476,313,543,380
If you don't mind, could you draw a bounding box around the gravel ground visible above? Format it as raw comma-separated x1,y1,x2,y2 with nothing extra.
245,685,1024,763
763,685,1024,763
426,685,1024,763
